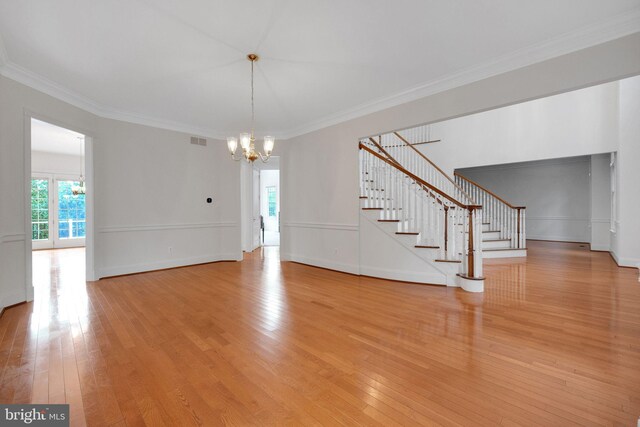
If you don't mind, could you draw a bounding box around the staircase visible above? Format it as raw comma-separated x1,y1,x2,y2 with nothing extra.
359,129,526,293
455,173,527,258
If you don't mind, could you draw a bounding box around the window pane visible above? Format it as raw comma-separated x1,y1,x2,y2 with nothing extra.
267,186,277,217
31,179,49,241
57,180,86,239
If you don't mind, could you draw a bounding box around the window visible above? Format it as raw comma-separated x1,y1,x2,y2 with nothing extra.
31,179,49,240
267,186,277,217
57,180,86,239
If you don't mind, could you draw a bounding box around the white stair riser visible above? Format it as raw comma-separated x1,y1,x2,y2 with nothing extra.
482,239,511,249
483,249,527,258
482,230,501,239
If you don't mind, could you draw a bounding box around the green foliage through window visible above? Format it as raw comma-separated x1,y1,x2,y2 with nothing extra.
57,181,86,239
31,179,49,240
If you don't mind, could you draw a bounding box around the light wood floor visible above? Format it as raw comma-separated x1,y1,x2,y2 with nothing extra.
1,242,639,426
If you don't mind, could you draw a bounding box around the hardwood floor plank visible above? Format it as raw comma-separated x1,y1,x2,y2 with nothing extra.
2,242,639,425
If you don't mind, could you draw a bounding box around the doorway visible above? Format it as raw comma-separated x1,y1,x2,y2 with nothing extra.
260,169,280,246
27,116,94,302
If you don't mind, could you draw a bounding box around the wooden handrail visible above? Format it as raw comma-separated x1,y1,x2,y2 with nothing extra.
367,137,401,167
454,172,526,210
393,132,473,203
360,143,479,210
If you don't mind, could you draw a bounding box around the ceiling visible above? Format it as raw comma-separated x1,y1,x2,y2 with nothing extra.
1,1,639,139
31,118,84,156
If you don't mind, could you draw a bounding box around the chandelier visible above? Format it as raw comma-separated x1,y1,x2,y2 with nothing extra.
227,54,275,163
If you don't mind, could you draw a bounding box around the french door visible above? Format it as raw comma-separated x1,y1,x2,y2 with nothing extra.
31,175,86,249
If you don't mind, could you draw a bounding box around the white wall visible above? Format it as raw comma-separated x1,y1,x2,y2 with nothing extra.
281,33,640,275
2,34,640,310
457,157,592,243
0,74,242,310
260,170,279,232
31,151,82,176
612,76,640,268
590,153,612,251
422,82,619,174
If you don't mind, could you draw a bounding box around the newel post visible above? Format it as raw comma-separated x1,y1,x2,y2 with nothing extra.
444,206,449,252
467,206,475,278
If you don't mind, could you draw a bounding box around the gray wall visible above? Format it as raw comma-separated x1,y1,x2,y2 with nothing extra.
457,156,601,243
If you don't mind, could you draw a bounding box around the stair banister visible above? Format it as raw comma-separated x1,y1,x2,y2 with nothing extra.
454,172,526,250
393,132,474,204
360,142,484,279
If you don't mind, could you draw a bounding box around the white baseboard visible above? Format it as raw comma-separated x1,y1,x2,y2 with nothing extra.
285,253,359,275
527,236,588,243
359,266,446,286
97,252,242,279
609,250,640,269
0,290,28,310
590,244,611,252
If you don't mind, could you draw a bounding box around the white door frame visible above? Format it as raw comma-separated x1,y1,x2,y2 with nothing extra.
23,111,96,302
30,174,54,250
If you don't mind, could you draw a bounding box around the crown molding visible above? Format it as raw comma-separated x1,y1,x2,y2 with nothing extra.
1,9,639,141
279,9,640,139
0,61,230,140
0,32,8,67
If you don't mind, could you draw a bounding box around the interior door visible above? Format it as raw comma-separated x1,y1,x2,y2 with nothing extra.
252,169,261,249
53,178,86,248
31,177,53,250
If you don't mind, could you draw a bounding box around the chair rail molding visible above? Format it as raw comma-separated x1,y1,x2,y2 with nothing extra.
0,233,26,244
282,222,359,231
98,221,239,233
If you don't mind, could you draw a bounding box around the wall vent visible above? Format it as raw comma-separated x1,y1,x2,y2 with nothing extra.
190,136,207,146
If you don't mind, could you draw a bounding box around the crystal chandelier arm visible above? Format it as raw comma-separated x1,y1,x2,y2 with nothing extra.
257,151,271,163
229,152,243,161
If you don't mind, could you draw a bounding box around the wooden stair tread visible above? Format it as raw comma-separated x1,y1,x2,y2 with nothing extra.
362,207,383,210
435,259,462,263
378,219,399,222
396,232,419,235
415,245,439,249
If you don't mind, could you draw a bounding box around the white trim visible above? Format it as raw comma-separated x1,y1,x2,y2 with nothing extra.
284,253,360,276
590,244,611,252
23,112,97,297
0,11,638,140
0,290,28,309
609,250,640,269
456,275,485,293
483,248,528,259
359,265,446,286
591,218,611,224
0,233,26,244
527,216,589,221
98,221,238,233
527,236,589,243
282,222,358,231
97,252,242,279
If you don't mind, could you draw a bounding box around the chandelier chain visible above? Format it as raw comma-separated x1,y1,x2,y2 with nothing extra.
251,59,255,139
